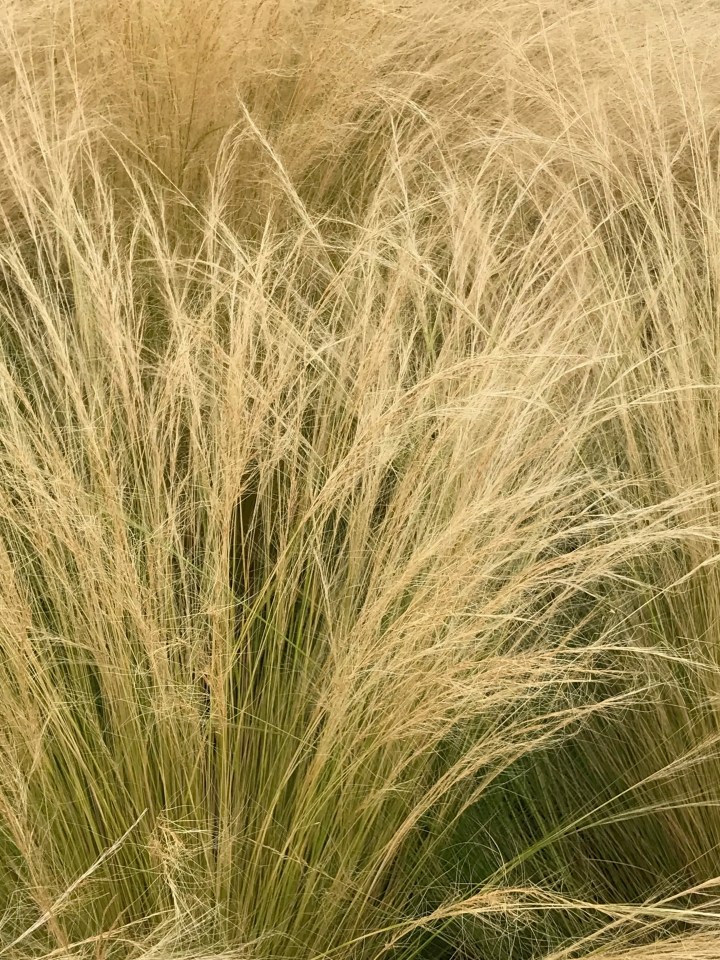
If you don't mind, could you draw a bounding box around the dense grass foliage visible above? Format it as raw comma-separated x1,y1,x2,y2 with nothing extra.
2,0,720,957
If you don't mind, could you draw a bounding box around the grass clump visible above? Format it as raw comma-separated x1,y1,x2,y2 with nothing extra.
2,1,720,958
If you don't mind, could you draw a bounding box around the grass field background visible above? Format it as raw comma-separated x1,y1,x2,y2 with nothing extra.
2,1,720,957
